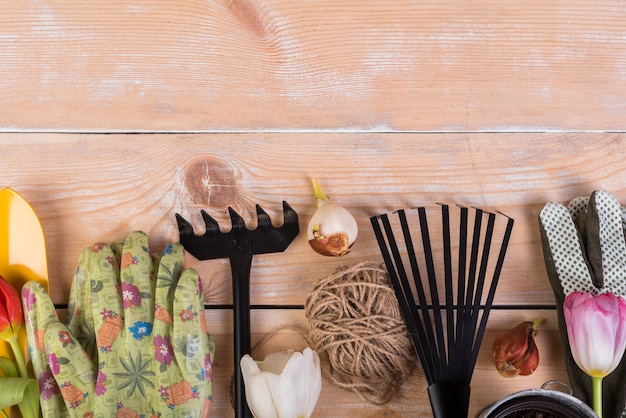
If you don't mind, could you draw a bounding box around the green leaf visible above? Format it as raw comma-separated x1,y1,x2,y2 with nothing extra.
0,357,17,378
312,178,328,202
0,377,39,418
17,378,39,418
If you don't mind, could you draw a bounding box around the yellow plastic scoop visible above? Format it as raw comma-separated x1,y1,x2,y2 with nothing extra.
0,187,49,360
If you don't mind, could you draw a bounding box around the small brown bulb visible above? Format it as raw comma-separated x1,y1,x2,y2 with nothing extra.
492,319,543,378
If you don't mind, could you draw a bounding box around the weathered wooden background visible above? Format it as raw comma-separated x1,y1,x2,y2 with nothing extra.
2,1,626,416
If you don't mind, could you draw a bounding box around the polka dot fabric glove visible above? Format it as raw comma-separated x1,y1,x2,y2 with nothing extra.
539,190,626,418
22,231,215,418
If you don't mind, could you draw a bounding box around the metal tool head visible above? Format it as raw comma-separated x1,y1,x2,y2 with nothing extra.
176,201,299,260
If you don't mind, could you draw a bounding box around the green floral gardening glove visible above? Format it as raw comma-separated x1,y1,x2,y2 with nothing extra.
23,234,127,417
539,190,626,418
22,231,215,418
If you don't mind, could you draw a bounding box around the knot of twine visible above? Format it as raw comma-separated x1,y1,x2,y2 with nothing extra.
304,261,416,405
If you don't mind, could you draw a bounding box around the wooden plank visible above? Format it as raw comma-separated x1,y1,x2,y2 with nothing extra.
2,134,625,306
205,308,567,417
2,1,626,131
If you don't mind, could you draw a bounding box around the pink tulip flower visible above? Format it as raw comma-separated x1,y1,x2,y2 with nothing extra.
564,291,626,417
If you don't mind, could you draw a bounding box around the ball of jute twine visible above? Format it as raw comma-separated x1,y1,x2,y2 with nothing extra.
304,261,417,405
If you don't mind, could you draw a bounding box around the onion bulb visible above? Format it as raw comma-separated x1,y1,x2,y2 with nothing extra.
307,179,358,257
492,318,544,378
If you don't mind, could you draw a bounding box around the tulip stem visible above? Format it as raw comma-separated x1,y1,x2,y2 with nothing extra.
592,376,603,418
7,336,28,379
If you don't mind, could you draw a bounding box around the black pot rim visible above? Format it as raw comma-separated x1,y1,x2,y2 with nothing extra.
478,384,597,418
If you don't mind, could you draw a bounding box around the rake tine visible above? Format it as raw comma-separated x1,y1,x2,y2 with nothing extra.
372,213,436,384
467,212,496,351
417,207,447,379
439,204,454,378
466,214,514,381
465,208,483,312
175,213,195,238
282,201,299,225
255,204,272,230
201,210,222,235
454,205,468,378
229,207,247,231
460,208,483,363
398,209,441,382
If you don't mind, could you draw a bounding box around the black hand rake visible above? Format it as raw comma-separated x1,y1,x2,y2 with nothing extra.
176,202,299,418
370,204,514,418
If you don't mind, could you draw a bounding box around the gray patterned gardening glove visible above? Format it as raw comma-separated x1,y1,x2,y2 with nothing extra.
539,190,626,418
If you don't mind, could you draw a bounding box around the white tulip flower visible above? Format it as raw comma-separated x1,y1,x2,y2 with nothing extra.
240,347,322,418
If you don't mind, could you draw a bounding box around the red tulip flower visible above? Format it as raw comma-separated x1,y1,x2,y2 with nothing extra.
0,276,40,418
564,291,626,417
0,275,24,342
0,275,28,380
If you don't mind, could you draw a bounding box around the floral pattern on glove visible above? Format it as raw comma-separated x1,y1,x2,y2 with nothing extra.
22,231,215,418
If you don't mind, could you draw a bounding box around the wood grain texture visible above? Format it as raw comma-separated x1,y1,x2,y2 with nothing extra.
3,134,626,307
2,1,626,131
3,1,625,416
2,135,620,416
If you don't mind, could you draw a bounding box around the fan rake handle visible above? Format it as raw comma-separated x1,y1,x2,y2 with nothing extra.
428,379,471,418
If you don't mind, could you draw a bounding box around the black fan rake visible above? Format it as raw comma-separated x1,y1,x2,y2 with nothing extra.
370,204,514,418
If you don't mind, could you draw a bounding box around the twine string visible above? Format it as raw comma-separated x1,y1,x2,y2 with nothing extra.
304,262,417,405
229,262,418,409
